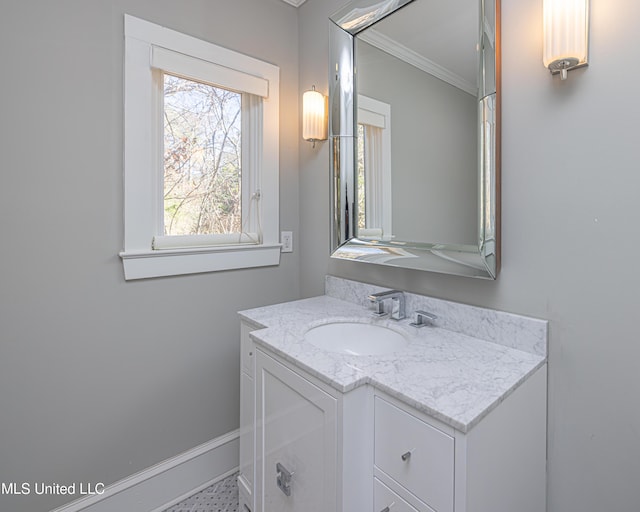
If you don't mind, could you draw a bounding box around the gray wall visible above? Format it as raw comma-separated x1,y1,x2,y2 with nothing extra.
299,0,640,511
356,39,477,244
0,1,299,511
2,1,639,511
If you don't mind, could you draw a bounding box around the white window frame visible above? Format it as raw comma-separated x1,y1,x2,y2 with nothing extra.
120,15,280,280
357,95,392,240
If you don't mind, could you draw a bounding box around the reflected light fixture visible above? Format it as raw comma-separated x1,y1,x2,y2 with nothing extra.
543,0,589,79
302,86,327,147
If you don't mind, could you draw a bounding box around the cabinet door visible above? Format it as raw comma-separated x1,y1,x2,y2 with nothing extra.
255,350,337,512
239,371,254,501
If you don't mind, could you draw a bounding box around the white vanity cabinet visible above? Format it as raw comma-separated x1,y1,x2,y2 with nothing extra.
239,315,547,512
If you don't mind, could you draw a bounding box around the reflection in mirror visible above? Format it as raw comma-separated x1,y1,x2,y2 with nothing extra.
329,0,500,279
357,95,392,240
356,6,478,244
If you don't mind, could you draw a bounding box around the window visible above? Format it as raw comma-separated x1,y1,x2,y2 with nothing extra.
357,95,392,240
121,15,280,280
162,74,243,238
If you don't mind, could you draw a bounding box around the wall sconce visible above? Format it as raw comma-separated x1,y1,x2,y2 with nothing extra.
302,86,327,147
543,0,589,79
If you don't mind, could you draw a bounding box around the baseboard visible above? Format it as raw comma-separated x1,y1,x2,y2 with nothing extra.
50,429,239,512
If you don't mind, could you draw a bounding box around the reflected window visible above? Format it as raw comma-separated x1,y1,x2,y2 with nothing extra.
357,123,366,230
356,95,392,240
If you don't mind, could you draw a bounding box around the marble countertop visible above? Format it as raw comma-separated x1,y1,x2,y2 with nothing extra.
239,294,546,433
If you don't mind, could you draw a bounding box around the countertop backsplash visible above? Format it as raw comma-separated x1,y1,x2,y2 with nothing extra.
325,275,548,357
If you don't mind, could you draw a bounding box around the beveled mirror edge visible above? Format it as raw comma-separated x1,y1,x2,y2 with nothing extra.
494,0,502,278
329,0,501,280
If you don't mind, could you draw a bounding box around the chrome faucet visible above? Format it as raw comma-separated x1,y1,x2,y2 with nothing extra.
367,290,406,320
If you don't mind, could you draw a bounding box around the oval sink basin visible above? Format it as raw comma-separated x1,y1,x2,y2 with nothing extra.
304,322,408,356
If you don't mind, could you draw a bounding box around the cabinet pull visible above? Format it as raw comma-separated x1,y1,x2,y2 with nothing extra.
276,462,294,496
381,501,395,512
401,450,412,461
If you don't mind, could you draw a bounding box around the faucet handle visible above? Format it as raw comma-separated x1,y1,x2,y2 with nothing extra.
369,297,387,317
410,310,437,328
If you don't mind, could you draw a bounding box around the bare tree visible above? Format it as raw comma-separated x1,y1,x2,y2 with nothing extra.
163,73,243,236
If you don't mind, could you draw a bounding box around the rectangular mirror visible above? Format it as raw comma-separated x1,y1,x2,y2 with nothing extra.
329,0,500,279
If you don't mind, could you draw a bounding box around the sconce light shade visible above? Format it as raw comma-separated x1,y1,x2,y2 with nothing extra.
543,0,589,79
302,86,327,144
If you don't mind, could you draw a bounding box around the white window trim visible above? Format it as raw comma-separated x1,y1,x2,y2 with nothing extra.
120,15,280,280
357,95,392,240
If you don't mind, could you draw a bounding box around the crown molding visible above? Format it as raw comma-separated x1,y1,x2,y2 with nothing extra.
280,0,308,6
358,29,477,96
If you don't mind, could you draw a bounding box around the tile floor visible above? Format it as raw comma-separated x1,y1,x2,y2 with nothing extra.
162,472,239,512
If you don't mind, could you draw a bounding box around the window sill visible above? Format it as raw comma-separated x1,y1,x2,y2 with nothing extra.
120,243,282,280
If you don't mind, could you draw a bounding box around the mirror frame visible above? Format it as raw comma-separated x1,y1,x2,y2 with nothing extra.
329,0,500,279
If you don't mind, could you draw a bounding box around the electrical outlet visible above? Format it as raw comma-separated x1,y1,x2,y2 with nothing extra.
281,231,293,253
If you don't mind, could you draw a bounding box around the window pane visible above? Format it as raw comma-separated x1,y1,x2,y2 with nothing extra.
163,74,242,236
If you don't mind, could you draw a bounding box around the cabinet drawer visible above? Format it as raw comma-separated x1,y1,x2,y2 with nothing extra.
374,397,454,512
374,477,435,512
